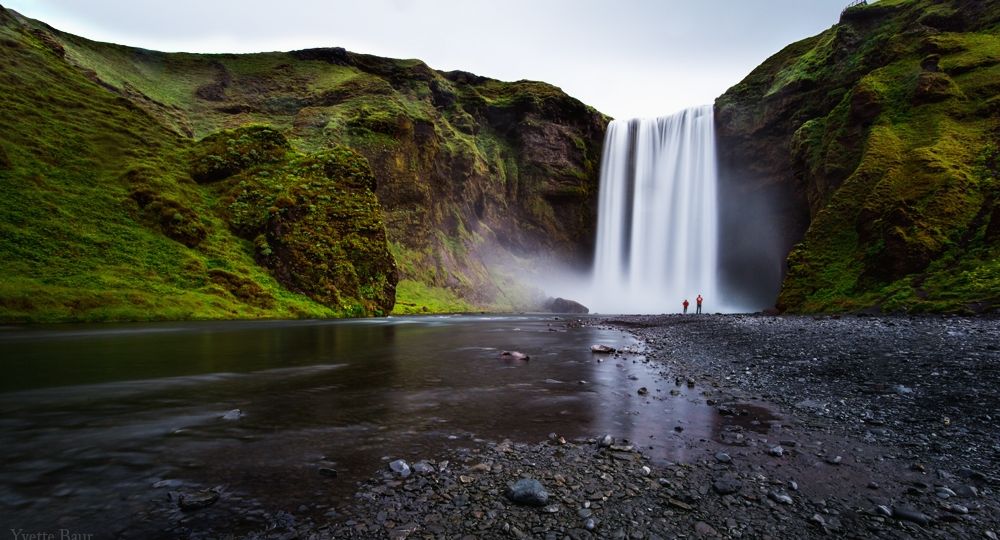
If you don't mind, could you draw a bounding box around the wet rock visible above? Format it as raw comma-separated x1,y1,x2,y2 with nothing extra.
714,452,731,463
591,344,616,354
712,477,742,495
825,455,842,465
768,446,784,457
412,461,435,475
598,434,613,448
667,498,693,511
152,479,183,489
584,518,596,531
221,409,243,421
637,387,648,396
178,489,220,511
500,351,529,361
892,506,931,526
935,487,956,499
506,478,549,506
945,503,969,514
389,459,411,477
319,467,338,478
547,297,589,314
954,484,979,498
694,521,718,537
768,490,793,505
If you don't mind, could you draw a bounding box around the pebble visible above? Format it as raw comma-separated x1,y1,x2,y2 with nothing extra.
712,477,742,495
935,487,956,499
825,455,842,465
178,489,219,511
944,503,969,514
769,490,793,505
412,461,435,474
389,459,411,478
714,452,731,464
694,521,718,536
506,478,549,506
221,409,243,421
954,484,979,498
599,435,613,448
768,446,784,457
892,506,931,526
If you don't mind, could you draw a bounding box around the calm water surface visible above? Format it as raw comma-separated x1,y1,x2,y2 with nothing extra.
0,315,723,536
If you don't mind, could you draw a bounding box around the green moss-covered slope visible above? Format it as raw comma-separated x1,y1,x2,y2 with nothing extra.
717,0,1000,313
0,6,607,322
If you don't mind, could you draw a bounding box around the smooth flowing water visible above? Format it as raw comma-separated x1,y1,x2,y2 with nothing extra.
590,105,719,314
0,316,726,537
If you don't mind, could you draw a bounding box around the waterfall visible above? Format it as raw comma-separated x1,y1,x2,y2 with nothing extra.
590,105,719,314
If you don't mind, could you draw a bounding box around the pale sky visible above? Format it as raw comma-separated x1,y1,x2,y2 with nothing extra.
3,0,849,118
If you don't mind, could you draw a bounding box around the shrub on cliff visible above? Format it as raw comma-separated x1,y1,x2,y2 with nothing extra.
224,145,397,316
191,125,291,183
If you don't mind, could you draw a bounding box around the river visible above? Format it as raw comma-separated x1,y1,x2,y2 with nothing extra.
0,315,726,537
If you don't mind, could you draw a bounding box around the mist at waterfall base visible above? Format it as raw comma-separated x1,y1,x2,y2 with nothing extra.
537,105,782,314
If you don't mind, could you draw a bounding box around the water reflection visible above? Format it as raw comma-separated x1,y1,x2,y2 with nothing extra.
0,315,729,536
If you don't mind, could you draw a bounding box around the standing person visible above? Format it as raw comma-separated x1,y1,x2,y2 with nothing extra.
696,294,703,314
682,299,689,314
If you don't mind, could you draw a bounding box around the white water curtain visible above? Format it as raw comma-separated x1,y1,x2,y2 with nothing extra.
590,105,719,314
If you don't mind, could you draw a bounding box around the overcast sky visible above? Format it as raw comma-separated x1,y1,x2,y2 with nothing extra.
4,0,849,118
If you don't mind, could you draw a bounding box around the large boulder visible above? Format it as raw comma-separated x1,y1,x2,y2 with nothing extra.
546,297,589,314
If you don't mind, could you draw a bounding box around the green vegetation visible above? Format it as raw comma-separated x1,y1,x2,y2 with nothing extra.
719,0,1000,313
392,279,476,314
0,8,607,322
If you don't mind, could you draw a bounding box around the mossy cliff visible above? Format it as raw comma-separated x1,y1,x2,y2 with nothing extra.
0,6,606,322
717,0,1000,313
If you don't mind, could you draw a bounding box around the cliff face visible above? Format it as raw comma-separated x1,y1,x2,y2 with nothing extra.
0,6,607,322
716,0,1000,313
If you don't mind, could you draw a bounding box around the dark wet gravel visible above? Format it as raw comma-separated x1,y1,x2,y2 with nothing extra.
196,313,1000,540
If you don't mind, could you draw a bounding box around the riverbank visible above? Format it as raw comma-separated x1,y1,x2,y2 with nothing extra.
299,314,999,539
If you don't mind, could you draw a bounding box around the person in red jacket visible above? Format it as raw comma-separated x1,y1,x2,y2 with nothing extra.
696,294,703,314
682,299,689,314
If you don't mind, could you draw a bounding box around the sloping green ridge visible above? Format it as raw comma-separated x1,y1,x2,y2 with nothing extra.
0,6,607,322
718,0,1000,313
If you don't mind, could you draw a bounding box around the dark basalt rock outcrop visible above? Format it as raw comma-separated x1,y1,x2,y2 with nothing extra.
546,297,589,314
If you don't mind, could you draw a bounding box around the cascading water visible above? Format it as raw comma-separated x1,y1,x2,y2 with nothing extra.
590,105,719,314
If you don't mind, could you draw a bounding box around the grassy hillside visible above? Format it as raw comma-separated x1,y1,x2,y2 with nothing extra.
0,6,607,322
717,0,1000,313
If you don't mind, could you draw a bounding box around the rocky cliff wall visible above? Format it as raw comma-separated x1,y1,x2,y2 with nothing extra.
0,5,607,321
716,0,1000,313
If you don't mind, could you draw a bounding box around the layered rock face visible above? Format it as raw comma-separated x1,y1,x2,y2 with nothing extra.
716,0,1000,313
0,6,606,321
